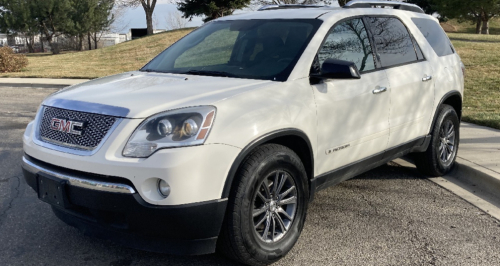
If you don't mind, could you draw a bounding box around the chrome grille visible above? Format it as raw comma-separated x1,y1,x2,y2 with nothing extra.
38,107,117,150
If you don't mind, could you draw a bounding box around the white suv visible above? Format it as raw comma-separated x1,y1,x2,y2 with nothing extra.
22,1,464,265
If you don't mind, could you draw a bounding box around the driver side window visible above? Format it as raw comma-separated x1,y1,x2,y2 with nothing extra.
312,18,376,74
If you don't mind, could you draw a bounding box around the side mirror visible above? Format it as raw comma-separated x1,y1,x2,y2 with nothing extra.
313,59,361,80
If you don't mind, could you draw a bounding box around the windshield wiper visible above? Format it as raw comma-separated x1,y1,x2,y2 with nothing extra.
141,68,159,73
183,70,237,78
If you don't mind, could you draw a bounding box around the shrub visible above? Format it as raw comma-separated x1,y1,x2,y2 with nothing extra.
0,47,28,72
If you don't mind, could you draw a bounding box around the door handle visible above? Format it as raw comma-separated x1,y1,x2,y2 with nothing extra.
422,75,432,82
372,87,387,94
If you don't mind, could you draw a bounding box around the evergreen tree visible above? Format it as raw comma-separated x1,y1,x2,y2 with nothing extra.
68,0,114,50
178,0,251,22
69,0,97,51
0,0,39,52
405,0,437,15
1,0,115,53
91,0,115,49
32,0,74,54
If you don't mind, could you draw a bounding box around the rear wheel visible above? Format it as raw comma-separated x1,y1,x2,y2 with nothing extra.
414,104,460,176
217,144,309,266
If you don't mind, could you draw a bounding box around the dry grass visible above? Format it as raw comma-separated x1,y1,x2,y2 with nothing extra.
0,28,194,79
451,36,500,130
441,20,500,129
448,32,500,42
446,18,500,35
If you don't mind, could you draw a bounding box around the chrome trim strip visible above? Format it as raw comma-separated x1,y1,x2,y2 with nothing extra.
22,156,136,194
42,98,130,117
33,106,124,156
40,137,95,151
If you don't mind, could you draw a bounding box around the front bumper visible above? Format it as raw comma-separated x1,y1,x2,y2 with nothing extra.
22,154,228,255
23,116,241,206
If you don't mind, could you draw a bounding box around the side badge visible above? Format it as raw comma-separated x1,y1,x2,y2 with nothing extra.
326,144,350,155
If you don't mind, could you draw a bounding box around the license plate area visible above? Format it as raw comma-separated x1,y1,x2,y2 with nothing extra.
37,173,69,208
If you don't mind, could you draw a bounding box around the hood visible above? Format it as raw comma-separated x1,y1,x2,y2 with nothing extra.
44,71,273,118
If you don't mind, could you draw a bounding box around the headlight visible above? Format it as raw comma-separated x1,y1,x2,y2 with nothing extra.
123,106,216,158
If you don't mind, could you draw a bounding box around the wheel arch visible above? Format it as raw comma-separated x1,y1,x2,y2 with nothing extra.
429,91,462,134
221,128,314,198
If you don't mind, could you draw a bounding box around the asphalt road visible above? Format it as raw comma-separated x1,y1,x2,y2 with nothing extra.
1,86,500,266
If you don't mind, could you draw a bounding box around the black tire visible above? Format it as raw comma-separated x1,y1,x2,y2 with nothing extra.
217,144,309,266
414,104,460,176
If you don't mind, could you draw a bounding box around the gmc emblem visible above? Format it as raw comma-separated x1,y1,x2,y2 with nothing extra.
50,118,85,136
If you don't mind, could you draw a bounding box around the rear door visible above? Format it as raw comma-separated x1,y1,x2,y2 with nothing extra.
311,17,391,175
366,16,434,149
411,17,463,130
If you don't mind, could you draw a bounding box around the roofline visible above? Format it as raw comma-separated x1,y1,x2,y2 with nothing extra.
258,5,330,11
344,0,424,14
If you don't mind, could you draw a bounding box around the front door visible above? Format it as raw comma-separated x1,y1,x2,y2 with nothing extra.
311,18,390,176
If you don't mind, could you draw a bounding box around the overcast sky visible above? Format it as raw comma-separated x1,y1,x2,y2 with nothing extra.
113,1,342,34
114,3,204,33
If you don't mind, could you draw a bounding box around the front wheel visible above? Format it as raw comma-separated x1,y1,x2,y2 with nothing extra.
217,144,309,266
414,104,460,176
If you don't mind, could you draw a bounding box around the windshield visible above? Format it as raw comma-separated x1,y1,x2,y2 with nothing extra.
141,19,322,81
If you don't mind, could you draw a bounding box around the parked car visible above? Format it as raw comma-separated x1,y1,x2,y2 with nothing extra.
22,1,464,265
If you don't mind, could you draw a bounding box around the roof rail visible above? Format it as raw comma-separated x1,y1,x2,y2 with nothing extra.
258,5,327,11
344,0,424,14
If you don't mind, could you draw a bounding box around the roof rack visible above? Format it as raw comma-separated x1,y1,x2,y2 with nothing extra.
258,5,327,11
344,0,424,14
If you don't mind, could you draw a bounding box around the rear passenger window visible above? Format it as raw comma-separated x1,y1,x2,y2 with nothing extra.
366,17,418,67
315,18,376,73
411,18,454,57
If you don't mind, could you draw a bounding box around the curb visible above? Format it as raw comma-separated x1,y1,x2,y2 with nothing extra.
451,157,500,200
0,78,90,89
395,157,500,201
0,83,71,89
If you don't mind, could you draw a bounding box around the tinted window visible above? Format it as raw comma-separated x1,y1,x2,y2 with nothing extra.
412,18,454,57
313,18,375,73
142,19,321,82
367,17,418,67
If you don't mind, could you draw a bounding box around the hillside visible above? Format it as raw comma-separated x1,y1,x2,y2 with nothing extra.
0,28,194,79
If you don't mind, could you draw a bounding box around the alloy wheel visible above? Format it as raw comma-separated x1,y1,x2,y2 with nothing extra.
438,119,456,164
252,170,297,243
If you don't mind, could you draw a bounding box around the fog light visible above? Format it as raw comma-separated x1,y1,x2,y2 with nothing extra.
123,142,158,157
157,179,171,198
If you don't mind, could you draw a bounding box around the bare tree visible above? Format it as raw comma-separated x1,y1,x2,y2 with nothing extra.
116,0,157,35
110,4,130,33
153,13,160,30
164,10,188,30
